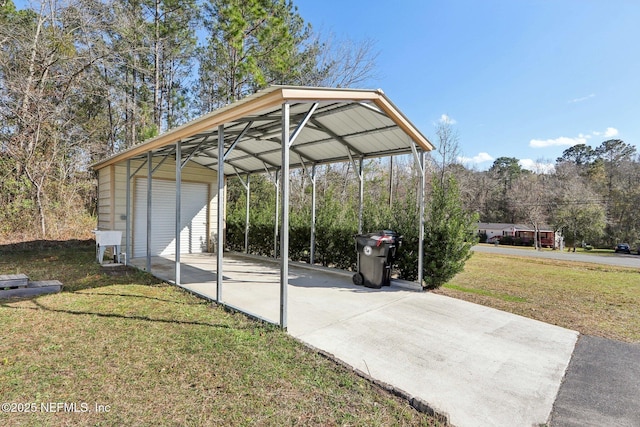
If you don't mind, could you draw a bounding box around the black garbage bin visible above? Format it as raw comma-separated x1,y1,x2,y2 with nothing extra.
352,230,402,289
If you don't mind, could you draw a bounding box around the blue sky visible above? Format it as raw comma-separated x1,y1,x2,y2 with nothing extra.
295,0,640,171
12,0,638,171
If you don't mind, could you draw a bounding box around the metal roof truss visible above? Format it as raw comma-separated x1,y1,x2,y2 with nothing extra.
138,99,419,175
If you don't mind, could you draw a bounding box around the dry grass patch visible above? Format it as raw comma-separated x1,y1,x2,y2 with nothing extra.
435,252,640,343
0,243,440,426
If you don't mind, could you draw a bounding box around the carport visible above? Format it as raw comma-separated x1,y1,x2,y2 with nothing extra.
92,85,434,329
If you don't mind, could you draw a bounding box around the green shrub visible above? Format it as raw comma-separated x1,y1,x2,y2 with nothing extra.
500,235,514,245
225,172,476,287
422,176,478,289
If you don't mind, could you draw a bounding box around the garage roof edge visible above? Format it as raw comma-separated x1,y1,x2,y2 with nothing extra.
91,85,434,172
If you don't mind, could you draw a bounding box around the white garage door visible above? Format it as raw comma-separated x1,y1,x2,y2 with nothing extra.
134,178,208,258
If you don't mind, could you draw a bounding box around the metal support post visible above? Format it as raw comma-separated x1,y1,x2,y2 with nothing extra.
175,141,182,286
217,125,225,302
245,174,250,254
280,103,290,330
146,151,152,272
273,169,280,258
418,150,425,287
389,156,394,208
358,157,364,234
410,141,426,288
310,164,317,265
125,159,131,266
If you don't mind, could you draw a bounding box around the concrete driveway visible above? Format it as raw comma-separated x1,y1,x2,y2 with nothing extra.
135,253,579,426
290,278,577,426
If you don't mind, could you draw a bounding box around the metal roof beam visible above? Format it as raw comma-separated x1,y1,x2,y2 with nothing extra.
181,136,208,169
289,102,318,148
304,121,398,140
197,156,251,175
200,143,279,173
290,146,317,166
232,166,250,187
241,103,344,136
226,102,343,142
230,101,343,126
129,159,147,179
224,121,254,161
151,148,174,173
357,101,386,116
411,138,425,174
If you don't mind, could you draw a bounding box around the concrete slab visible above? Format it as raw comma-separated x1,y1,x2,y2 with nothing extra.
0,281,63,299
131,253,578,427
295,291,578,427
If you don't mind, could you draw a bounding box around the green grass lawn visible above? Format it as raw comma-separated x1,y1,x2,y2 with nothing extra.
0,243,439,426
437,252,640,343
3,241,639,426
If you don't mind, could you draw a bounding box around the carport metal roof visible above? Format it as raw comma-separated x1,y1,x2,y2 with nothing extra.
93,85,435,330
92,85,434,174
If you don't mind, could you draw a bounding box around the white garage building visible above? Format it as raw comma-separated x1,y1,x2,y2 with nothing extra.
98,160,216,258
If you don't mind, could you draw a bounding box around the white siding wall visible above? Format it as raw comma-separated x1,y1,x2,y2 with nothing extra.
97,167,112,230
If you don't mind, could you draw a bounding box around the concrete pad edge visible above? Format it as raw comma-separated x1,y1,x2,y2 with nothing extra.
294,338,453,426
547,332,581,426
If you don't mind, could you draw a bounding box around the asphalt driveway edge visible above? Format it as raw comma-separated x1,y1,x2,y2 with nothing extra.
545,332,581,426
549,334,640,426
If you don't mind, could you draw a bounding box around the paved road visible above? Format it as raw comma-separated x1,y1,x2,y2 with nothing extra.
472,245,640,269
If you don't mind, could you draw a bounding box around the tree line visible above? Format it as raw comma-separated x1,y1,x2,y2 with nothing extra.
0,0,377,240
225,133,640,273
2,1,635,285
465,139,638,250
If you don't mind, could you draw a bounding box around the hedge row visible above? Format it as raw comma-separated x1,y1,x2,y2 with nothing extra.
226,220,357,271
226,218,421,281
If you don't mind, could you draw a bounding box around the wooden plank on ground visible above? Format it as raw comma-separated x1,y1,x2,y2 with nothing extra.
0,274,29,288
0,281,62,299
28,280,63,288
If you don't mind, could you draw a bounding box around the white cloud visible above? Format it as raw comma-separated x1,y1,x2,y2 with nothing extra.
457,152,494,165
519,159,555,174
439,114,456,125
592,127,619,138
530,127,620,148
568,93,595,104
529,136,587,148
